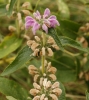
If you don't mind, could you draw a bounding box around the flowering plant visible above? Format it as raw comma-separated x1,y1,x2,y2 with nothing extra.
0,0,89,100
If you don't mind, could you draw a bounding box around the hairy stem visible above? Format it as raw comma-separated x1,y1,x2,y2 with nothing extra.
42,32,46,74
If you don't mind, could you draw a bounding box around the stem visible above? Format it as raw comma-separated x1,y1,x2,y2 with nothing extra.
42,32,46,74
16,0,20,37
17,0,20,12
34,0,41,11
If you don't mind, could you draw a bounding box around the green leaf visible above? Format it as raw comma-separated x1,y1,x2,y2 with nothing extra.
48,56,77,82
57,0,70,19
0,4,7,16
48,28,88,53
0,77,28,100
0,34,22,59
1,46,33,76
59,82,66,100
59,36,88,52
8,0,16,15
86,92,89,100
56,18,81,39
48,28,64,50
6,96,17,100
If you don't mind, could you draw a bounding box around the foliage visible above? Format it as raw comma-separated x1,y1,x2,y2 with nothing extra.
0,0,89,100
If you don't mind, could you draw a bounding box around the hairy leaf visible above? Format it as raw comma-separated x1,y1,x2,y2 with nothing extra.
0,77,28,100
1,46,33,76
48,28,88,53
0,34,22,59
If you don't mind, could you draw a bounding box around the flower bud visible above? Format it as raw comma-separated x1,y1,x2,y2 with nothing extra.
48,67,57,74
47,62,51,70
40,77,44,86
19,19,23,27
47,48,53,56
49,94,58,100
22,2,30,8
30,89,40,96
33,83,41,90
17,12,21,20
52,88,62,96
27,40,35,47
21,10,30,15
8,25,16,32
49,74,57,81
35,36,40,42
52,82,59,89
34,74,39,82
42,47,45,56
46,81,52,88
52,44,59,50
31,42,39,51
6,4,10,11
33,96,40,100
40,94,45,100
44,97,48,100
33,49,39,56
47,36,55,44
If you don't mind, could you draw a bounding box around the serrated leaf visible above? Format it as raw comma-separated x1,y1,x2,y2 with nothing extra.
48,28,88,53
1,46,33,76
0,34,22,59
8,0,16,15
6,96,17,100
59,82,66,100
0,77,28,100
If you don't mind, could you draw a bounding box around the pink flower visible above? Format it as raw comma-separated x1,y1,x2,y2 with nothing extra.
25,8,60,35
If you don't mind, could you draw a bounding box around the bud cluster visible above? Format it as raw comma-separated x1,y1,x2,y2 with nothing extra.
6,1,31,32
27,35,59,57
28,61,62,100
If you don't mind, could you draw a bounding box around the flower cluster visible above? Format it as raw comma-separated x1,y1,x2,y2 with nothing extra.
28,61,62,100
25,8,59,34
27,35,59,57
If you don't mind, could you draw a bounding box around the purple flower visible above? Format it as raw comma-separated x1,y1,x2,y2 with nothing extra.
25,8,60,35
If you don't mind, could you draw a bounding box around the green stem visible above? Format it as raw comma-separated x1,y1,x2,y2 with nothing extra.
34,0,41,11
16,0,20,37
42,32,46,74
17,0,20,12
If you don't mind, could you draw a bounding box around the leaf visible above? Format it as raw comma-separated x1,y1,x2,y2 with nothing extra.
8,0,16,15
48,28,88,53
0,4,7,16
48,28,64,50
48,56,77,82
57,0,70,19
6,96,17,100
1,46,33,76
0,34,22,59
86,92,89,100
59,82,66,100
0,77,28,100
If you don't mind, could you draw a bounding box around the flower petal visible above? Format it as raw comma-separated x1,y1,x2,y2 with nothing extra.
42,24,48,33
48,15,56,19
32,22,40,35
25,20,35,29
25,16,34,22
48,19,60,27
33,10,41,20
43,8,50,18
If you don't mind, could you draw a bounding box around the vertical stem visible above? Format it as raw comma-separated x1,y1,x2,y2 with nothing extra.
16,0,20,37
17,0,20,12
42,32,46,74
